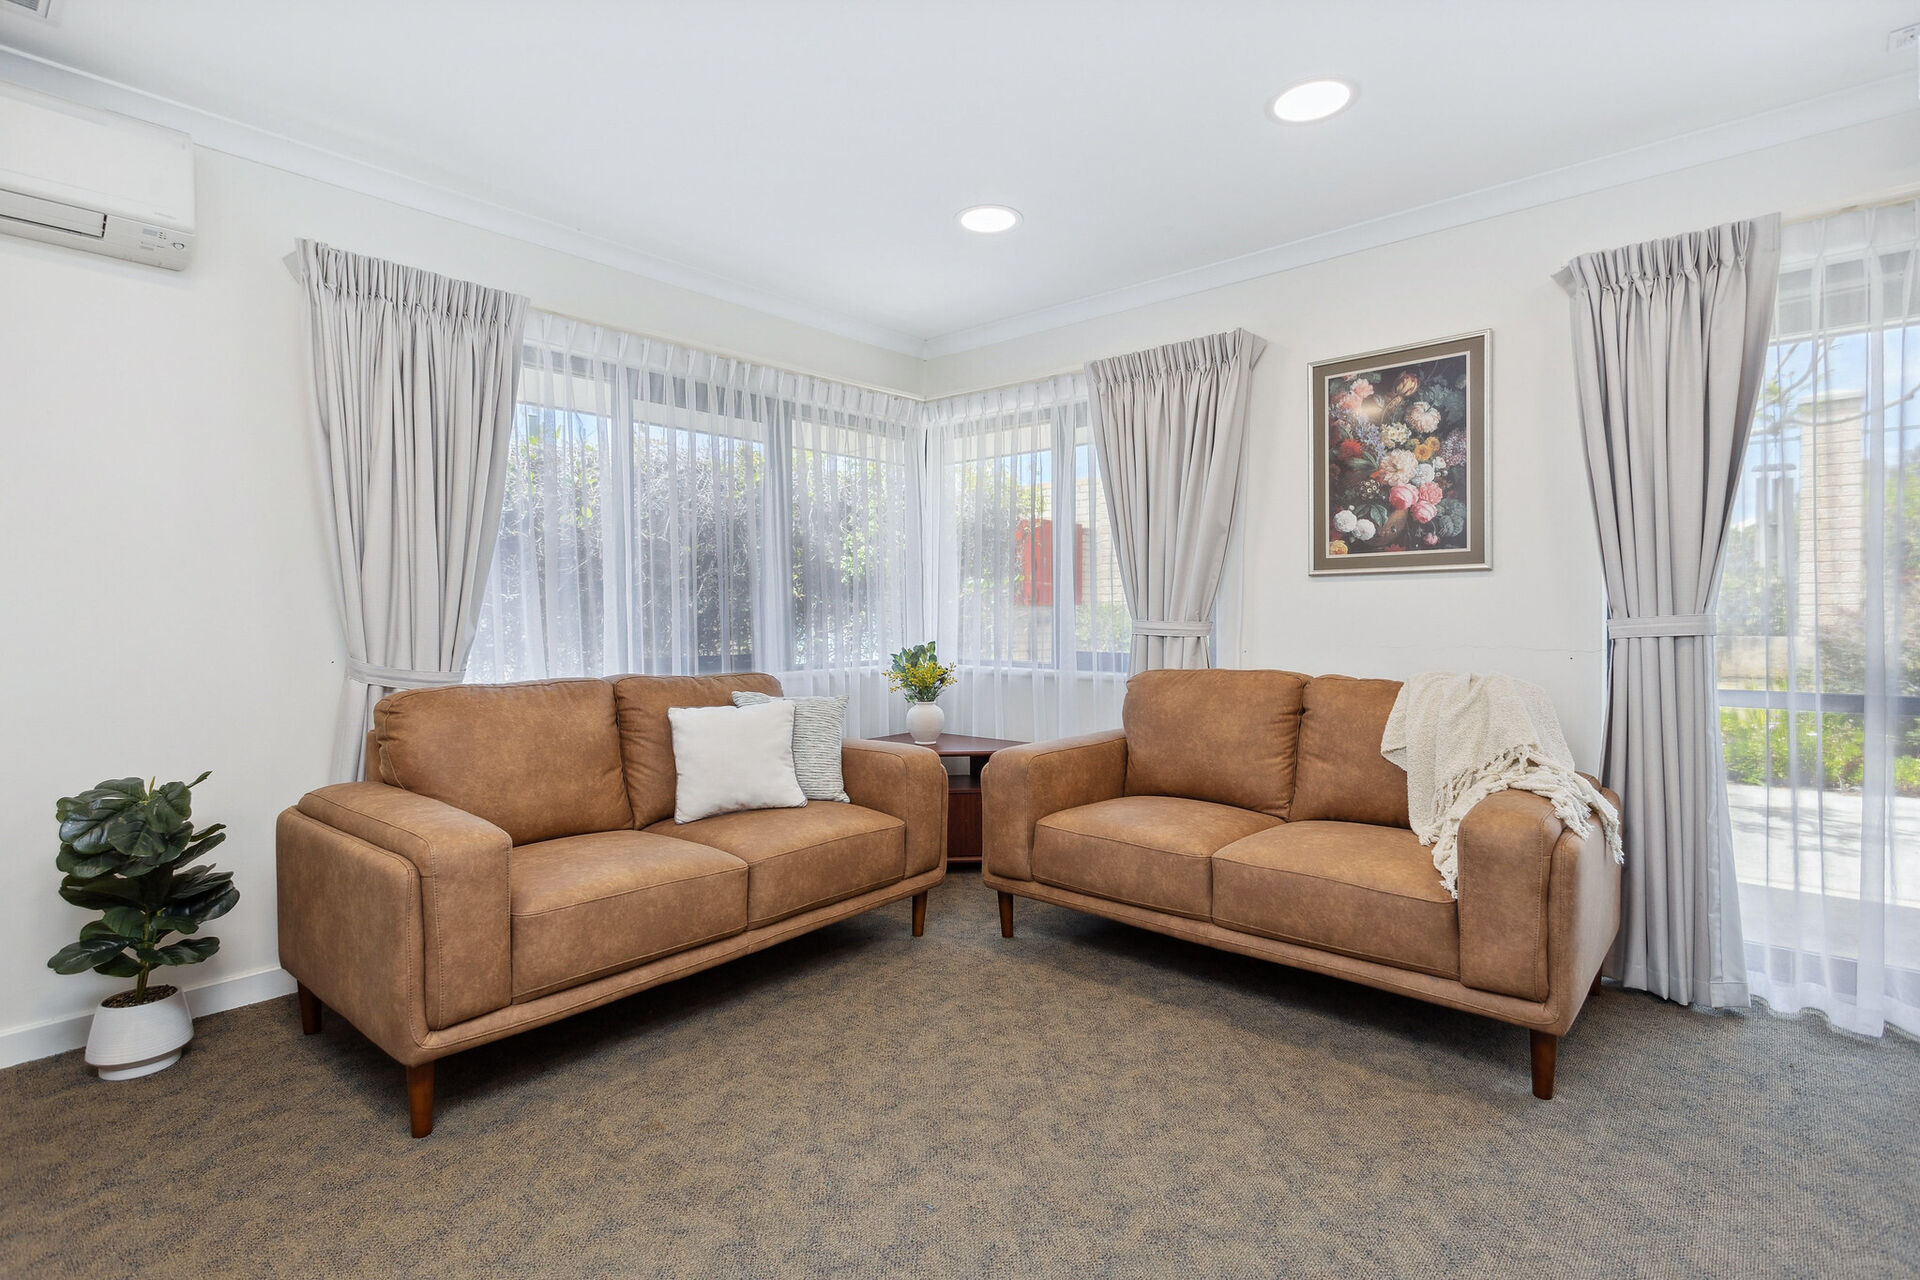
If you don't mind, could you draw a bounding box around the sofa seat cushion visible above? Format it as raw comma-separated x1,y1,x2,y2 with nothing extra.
1212,821,1459,978
647,802,906,927
509,832,748,1001
1031,796,1279,921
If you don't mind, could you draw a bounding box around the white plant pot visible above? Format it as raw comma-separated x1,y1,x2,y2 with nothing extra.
85,987,193,1080
905,701,945,745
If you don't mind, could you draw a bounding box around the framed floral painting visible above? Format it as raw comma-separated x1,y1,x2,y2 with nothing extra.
1309,330,1490,575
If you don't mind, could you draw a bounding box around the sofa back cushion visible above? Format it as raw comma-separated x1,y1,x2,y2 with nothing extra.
374,678,634,844
1123,668,1308,819
1291,675,1411,827
612,673,785,827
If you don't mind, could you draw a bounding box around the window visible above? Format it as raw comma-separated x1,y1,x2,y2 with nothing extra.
470,318,1131,742
1716,198,1920,1036
926,375,1131,740
787,395,921,672
946,408,1063,668
469,315,920,732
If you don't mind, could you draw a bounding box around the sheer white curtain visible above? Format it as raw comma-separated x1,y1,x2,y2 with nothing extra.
781,372,924,731
924,374,1131,741
468,312,920,736
1717,198,1920,1037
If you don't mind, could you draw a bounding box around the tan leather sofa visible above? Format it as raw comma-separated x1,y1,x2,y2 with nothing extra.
981,669,1621,1098
277,674,947,1136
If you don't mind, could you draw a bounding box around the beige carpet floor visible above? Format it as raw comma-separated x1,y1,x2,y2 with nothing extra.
5,870,1917,1279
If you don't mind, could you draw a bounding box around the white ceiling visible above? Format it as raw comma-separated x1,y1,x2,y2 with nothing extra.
1,0,1914,355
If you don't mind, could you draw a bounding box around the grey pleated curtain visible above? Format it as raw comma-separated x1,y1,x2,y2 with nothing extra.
1087,329,1265,671
296,240,530,780
1556,215,1780,1007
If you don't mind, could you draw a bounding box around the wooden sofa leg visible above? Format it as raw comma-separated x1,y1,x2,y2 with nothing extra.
1530,1031,1558,1100
297,983,322,1035
998,891,1014,938
1590,972,1604,998
911,890,928,937
407,1062,435,1139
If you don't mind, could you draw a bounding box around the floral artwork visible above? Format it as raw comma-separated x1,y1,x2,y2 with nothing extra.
1311,333,1489,575
1326,357,1468,556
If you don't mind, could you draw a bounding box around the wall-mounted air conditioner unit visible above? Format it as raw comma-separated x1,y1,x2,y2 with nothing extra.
0,80,195,270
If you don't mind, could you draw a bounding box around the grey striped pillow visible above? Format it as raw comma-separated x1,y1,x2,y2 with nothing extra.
731,692,850,803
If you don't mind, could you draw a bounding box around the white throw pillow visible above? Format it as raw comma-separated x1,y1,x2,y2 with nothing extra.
731,691,850,803
667,700,808,823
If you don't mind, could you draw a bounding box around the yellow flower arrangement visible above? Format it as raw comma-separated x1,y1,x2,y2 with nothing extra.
886,642,957,704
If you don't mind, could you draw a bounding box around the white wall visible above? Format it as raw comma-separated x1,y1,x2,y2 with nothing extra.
924,111,1920,771
0,147,922,1064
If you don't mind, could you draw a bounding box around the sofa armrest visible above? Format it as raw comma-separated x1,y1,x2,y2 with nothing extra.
980,730,1128,881
1578,772,1622,816
286,782,511,1030
1455,790,1563,1001
1456,784,1622,1007
841,740,949,876
277,807,432,1064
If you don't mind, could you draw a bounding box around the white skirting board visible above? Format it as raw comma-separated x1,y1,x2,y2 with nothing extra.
0,966,296,1070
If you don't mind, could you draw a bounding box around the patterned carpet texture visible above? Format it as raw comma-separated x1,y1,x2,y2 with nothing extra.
6,871,1917,1278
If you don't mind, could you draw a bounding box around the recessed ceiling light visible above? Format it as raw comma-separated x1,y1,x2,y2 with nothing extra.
958,205,1021,234
1269,79,1353,124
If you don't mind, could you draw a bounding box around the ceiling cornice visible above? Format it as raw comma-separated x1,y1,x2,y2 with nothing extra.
0,44,931,357
1,43,1913,364
920,73,1919,358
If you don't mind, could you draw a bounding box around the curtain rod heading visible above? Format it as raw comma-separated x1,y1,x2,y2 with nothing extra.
281,241,1268,406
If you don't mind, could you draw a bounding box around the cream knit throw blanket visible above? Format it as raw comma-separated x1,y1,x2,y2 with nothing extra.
1381,671,1623,898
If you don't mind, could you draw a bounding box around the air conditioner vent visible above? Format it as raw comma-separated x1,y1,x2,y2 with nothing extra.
2,0,56,19
0,188,106,238
0,82,195,269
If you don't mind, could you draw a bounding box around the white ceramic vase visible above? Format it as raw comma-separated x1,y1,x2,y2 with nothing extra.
905,701,945,745
85,987,193,1080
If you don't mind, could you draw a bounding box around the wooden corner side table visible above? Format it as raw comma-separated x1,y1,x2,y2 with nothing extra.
871,733,1024,865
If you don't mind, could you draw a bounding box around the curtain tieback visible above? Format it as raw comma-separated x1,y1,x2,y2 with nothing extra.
1134,619,1213,638
1607,613,1716,639
348,659,466,690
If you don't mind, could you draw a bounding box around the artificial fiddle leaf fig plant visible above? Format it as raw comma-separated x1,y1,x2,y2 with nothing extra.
47,772,238,1001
